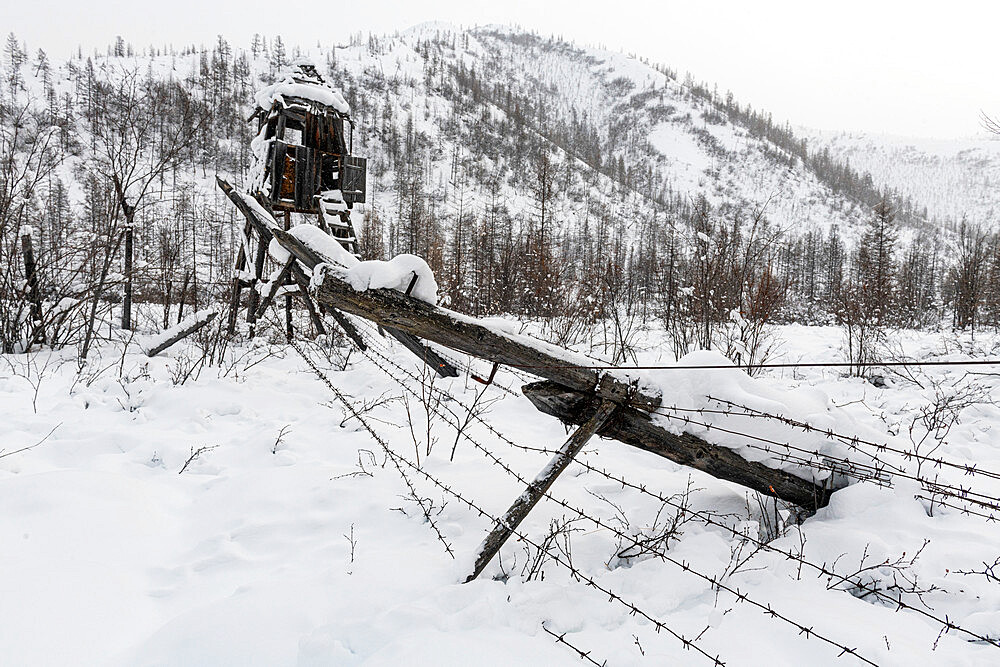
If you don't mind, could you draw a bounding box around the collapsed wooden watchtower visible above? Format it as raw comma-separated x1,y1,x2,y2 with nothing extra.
228,62,367,338
250,61,367,252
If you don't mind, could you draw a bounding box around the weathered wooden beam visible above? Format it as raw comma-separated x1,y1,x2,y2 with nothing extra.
466,398,618,582
522,381,834,512
309,264,661,411
254,256,296,320
146,309,219,357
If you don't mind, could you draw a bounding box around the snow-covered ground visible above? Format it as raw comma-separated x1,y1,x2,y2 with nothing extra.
2,321,1000,666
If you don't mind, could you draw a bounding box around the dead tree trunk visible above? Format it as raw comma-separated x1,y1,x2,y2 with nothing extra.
21,231,44,347
122,224,133,330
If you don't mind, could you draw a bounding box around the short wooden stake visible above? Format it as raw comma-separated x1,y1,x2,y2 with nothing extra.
465,399,618,582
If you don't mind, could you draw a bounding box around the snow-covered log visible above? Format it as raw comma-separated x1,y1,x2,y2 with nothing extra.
146,308,218,357
310,262,661,411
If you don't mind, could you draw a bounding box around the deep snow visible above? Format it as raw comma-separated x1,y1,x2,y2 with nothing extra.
2,322,1000,666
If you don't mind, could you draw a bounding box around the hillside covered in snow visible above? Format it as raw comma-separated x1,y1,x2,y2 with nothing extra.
804,129,1000,230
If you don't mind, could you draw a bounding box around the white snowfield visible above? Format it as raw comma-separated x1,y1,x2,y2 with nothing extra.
2,324,999,665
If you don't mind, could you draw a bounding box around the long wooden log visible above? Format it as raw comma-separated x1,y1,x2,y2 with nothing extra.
309,264,661,412
146,309,219,357
218,183,835,511
466,399,618,582
522,381,834,512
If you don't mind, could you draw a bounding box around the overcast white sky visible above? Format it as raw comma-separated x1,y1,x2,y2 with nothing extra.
6,0,999,138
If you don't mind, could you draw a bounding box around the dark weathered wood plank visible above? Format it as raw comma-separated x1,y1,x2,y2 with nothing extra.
255,256,296,320
522,381,833,511
466,398,618,582
309,264,661,411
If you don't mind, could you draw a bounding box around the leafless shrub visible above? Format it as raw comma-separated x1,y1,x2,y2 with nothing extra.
590,478,703,567
522,515,585,582
828,540,939,609
402,364,442,466
271,424,291,454
178,444,219,474
908,376,992,480
952,556,1000,585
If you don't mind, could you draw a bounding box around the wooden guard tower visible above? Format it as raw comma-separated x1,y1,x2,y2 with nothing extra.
252,61,367,253
227,62,368,338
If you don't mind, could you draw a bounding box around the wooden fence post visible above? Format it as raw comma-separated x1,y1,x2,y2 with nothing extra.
466,399,618,582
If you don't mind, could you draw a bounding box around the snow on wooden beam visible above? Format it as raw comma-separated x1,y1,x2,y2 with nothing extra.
216,178,457,377
146,308,218,357
310,263,662,412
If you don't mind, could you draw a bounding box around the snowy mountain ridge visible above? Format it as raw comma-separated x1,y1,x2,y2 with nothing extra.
804,128,1000,229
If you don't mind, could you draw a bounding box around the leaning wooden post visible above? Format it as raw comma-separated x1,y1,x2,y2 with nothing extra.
466,398,619,582
283,211,293,341
21,228,45,347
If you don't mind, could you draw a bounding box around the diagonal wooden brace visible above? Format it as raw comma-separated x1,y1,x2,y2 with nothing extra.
465,398,618,582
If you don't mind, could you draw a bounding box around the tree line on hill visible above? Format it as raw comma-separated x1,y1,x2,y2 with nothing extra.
2,31,998,370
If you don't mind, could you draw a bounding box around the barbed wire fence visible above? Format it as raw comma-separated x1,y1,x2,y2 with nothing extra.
250,305,1000,663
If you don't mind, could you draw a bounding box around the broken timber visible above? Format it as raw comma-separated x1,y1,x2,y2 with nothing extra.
466,398,619,582
307,262,832,512
226,176,833,512
523,381,833,511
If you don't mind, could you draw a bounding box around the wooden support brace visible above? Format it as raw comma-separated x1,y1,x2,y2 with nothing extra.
466,399,618,582
255,256,296,320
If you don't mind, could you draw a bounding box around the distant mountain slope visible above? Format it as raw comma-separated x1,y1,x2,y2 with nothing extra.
803,129,1000,228
6,24,983,329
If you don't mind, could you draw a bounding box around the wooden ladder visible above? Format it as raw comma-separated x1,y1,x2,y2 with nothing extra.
317,190,361,258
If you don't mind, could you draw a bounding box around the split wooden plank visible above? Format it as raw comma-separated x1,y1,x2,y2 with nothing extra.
522,381,833,511
466,398,619,582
